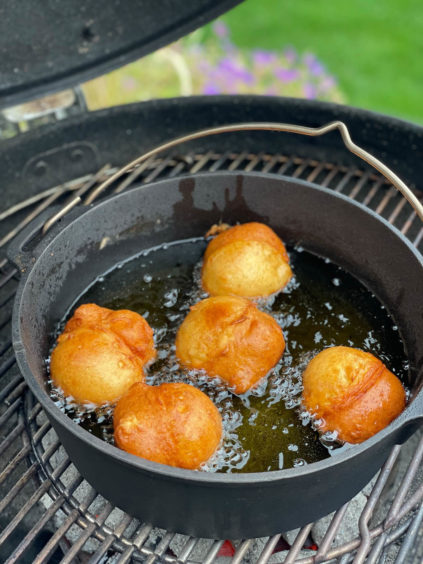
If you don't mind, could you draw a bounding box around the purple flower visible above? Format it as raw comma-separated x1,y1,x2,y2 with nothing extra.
203,83,220,95
213,20,229,38
275,68,299,83
284,47,297,64
319,76,336,92
304,53,316,66
303,83,317,99
217,58,255,85
304,53,325,76
253,50,277,66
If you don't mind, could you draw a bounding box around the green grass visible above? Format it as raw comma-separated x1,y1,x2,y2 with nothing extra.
219,0,423,123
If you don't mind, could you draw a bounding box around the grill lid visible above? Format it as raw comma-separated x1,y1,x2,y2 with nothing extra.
0,0,242,110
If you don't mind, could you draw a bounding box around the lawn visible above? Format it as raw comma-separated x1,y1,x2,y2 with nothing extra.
218,0,423,123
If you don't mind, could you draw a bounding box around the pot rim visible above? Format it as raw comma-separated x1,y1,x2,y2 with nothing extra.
12,171,423,486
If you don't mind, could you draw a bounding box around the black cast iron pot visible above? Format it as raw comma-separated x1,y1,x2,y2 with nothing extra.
10,125,423,539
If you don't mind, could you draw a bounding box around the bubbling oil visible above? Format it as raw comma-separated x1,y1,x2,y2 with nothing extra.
49,238,408,473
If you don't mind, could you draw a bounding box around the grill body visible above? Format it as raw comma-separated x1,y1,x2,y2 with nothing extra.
0,96,423,561
11,172,423,539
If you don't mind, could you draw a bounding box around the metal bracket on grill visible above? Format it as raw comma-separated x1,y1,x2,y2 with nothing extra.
80,121,423,223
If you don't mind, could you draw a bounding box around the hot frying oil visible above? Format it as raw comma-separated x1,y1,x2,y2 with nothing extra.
51,238,408,473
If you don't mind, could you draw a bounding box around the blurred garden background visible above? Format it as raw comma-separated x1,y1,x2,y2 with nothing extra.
83,0,423,123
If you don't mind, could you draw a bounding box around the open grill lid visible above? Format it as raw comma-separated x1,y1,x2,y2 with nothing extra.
0,0,242,110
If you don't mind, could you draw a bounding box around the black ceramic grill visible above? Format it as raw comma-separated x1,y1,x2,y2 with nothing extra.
0,97,422,561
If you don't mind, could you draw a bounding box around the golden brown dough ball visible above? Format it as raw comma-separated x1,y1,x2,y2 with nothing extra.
50,304,156,405
202,222,292,298
114,382,222,469
302,346,406,444
175,296,285,394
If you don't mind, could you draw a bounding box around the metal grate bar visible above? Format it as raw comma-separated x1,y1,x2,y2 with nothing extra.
384,437,423,529
401,209,418,235
113,159,156,195
375,187,396,216
5,493,66,564
32,508,80,564
256,534,281,564
150,531,175,562
0,430,61,516
118,524,154,564
314,504,349,563
261,154,284,174
347,171,372,199
143,155,177,184
283,524,313,564
276,158,294,175
365,533,387,564
202,540,225,564
0,398,21,428
227,151,249,171
291,160,310,179
395,503,423,564
334,169,356,193
244,153,263,172
319,165,339,187
389,482,423,527
87,513,134,564
0,268,17,290
361,178,385,207
0,419,25,457
0,479,51,547
0,289,17,309
58,501,114,564
173,536,197,563
0,374,24,403
353,446,402,564
388,196,408,225
4,381,27,406
0,356,17,382
232,539,254,564
413,227,423,247
0,188,67,248
32,478,92,564
32,420,55,446
0,443,32,486
305,162,325,184
0,341,12,358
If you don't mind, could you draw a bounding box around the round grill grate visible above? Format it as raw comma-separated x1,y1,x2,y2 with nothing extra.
0,150,422,563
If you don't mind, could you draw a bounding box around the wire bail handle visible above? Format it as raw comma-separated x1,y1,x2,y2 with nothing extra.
49,121,423,229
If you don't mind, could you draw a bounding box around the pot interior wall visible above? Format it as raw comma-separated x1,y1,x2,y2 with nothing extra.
16,172,423,397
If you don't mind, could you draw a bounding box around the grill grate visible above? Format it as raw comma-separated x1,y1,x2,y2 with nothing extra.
0,152,422,564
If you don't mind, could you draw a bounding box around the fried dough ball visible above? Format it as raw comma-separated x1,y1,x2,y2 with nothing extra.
302,346,406,444
175,296,285,394
50,304,156,405
202,222,292,298
114,382,222,469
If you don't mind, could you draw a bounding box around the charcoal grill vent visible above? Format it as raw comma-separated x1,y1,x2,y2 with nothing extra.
0,150,422,563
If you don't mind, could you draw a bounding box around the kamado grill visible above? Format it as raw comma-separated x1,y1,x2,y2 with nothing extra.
1,2,423,563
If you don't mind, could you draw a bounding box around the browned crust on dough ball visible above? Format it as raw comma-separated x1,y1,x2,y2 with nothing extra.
114,382,222,469
202,222,292,298
302,346,406,443
175,296,285,394
50,304,156,404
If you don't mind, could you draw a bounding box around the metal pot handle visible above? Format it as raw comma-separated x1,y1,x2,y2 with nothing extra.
83,120,423,222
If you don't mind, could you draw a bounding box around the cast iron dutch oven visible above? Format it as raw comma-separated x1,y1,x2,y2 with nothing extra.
10,123,423,539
